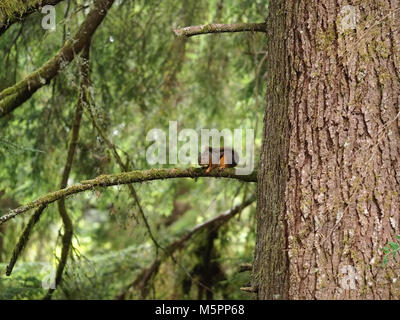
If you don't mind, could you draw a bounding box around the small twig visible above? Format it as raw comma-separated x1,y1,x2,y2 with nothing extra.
238,263,253,273
4,23,24,62
240,286,258,293
173,22,266,38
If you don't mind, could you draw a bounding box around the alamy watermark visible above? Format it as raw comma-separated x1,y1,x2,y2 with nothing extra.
339,5,357,32
340,265,359,290
41,5,56,31
37,4,358,33
41,264,56,290
146,121,254,175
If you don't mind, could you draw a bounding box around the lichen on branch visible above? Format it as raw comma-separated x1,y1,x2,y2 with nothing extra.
0,167,257,225
173,22,266,38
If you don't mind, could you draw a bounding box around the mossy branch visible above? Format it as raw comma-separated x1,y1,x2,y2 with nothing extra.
173,22,266,38
0,0,65,37
0,168,257,226
44,43,90,300
5,205,47,276
0,0,115,118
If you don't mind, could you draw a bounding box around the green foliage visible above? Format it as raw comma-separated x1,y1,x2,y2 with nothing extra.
0,245,146,299
0,0,266,299
0,262,48,299
0,137,44,154
382,236,400,268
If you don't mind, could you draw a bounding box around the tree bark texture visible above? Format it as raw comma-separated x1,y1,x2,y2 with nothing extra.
254,0,400,299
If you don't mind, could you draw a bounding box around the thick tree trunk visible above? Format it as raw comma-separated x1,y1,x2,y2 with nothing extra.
254,0,400,299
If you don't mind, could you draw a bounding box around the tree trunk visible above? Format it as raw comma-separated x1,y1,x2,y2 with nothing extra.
254,0,400,299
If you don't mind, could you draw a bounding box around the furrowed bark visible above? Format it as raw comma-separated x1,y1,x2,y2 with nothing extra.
253,0,290,300
0,0,115,118
254,0,400,300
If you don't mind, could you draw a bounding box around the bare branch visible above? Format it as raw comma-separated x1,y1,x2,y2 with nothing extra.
0,0,115,118
240,286,258,293
173,22,266,38
0,168,257,226
238,263,253,273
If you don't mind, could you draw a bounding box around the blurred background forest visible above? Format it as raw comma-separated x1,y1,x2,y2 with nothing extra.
0,0,267,299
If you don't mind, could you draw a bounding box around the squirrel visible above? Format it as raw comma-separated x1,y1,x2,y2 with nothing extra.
198,147,239,173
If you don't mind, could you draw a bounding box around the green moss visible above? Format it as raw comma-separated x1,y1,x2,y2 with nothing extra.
378,72,392,86
316,25,336,51
201,24,213,33
0,0,40,21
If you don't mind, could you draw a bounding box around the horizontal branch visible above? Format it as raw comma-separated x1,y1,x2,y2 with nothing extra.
0,0,65,37
238,263,253,273
0,167,257,225
173,22,266,38
0,0,115,118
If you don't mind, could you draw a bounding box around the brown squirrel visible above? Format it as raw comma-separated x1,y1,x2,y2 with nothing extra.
198,147,239,173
